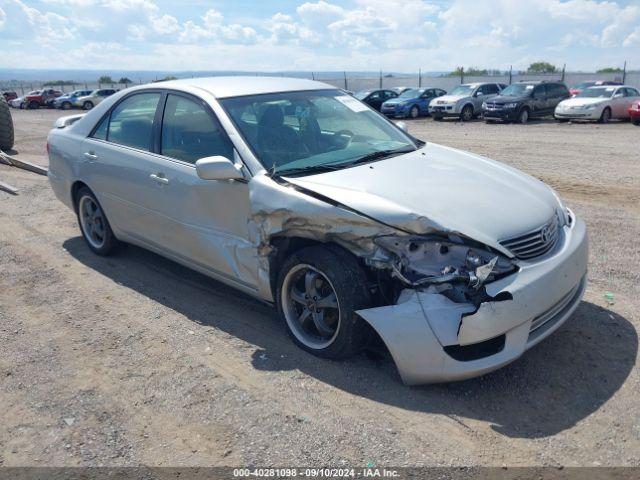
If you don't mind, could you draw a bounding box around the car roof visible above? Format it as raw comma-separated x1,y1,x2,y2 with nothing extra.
138,76,334,98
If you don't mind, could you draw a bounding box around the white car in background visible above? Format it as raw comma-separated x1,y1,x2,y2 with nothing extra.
429,83,505,121
555,85,640,122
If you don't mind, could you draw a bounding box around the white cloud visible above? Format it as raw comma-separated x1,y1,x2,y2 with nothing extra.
0,0,638,72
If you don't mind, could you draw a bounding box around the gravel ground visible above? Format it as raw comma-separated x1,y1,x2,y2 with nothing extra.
0,108,639,467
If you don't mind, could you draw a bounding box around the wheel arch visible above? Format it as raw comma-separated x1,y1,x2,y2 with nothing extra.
70,180,91,213
267,236,366,302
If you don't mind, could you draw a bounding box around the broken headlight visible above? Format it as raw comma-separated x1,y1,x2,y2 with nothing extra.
371,235,517,290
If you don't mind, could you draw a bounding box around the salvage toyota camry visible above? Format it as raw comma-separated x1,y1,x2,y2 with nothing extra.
47,77,588,384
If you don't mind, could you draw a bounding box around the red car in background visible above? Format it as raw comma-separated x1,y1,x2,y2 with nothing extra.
629,100,640,125
2,91,18,102
24,88,63,109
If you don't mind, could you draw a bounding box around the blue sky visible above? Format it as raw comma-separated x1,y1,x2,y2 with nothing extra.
0,0,638,72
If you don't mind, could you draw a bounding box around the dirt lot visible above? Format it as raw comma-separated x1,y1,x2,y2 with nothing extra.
1,108,639,467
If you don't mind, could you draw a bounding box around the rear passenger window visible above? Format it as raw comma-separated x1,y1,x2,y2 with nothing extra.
106,93,160,150
161,94,233,164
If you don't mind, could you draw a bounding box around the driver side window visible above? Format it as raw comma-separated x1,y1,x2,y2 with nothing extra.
161,94,233,164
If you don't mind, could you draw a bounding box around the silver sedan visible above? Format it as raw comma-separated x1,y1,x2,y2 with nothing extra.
47,77,587,384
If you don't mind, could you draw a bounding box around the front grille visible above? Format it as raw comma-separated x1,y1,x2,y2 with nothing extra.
500,215,560,260
484,102,502,110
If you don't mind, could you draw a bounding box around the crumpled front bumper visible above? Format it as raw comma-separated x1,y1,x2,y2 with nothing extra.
357,217,588,385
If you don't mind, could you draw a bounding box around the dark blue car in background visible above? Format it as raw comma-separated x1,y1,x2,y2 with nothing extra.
381,87,447,118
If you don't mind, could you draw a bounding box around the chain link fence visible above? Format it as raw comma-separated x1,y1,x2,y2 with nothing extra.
1,71,638,96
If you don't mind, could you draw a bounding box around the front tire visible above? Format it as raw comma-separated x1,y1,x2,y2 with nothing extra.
460,104,474,121
28,100,39,110
276,245,372,359
517,108,529,124
409,105,419,118
83,101,94,110
75,187,119,256
599,107,611,123
62,101,72,110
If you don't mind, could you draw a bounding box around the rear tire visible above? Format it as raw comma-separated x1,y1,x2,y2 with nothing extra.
83,101,94,110
433,115,442,121
62,101,72,110
0,97,14,151
28,100,39,110
409,105,419,118
75,187,119,256
599,107,611,124
276,245,372,359
460,104,474,121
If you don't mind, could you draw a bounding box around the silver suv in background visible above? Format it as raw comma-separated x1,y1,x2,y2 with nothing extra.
429,83,504,121
74,89,117,110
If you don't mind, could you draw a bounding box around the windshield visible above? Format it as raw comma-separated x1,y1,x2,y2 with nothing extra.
577,87,615,98
500,84,534,96
354,90,371,100
448,85,473,96
221,89,417,175
399,89,423,99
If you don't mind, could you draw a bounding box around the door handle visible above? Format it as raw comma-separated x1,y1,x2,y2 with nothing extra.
83,152,98,160
150,173,169,185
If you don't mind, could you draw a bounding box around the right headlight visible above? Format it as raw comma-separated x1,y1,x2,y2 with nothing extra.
372,236,517,289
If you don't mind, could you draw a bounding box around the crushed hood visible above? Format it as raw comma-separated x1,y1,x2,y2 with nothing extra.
283,143,561,255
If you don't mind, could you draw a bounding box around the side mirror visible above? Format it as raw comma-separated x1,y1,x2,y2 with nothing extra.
613,93,624,98
475,91,484,97
396,121,408,133
195,156,244,181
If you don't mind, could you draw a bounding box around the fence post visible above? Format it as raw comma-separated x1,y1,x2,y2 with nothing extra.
460,67,464,84
379,70,382,89
343,71,347,90
418,68,422,87
622,60,627,84
311,72,315,80
509,65,513,85
561,63,566,82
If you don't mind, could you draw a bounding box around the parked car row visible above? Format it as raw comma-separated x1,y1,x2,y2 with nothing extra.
351,80,640,125
3,88,117,110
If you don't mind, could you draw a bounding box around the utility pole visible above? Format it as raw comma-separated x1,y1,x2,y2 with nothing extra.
509,65,513,85
379,69,382,89
311,72,315,80
343,71,348,90
622,60,627,84
460,67,464,84
561,63,566,82
418,68,422,87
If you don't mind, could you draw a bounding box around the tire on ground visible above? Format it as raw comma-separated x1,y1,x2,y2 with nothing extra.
276,245,372,360
0,97,14,151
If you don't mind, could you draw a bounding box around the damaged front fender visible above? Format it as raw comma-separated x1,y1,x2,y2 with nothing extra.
357,219,588,384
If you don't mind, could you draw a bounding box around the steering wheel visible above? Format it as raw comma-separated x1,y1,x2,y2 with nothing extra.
334,129,355,149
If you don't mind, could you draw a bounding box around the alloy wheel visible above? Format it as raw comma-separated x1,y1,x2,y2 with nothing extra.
281,264,341,350
78,195,106,249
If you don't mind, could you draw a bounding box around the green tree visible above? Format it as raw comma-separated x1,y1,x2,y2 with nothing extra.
98,75,113,84
118,77,132,84
596,67,623,74
448,66,490,77
527,62,557,74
